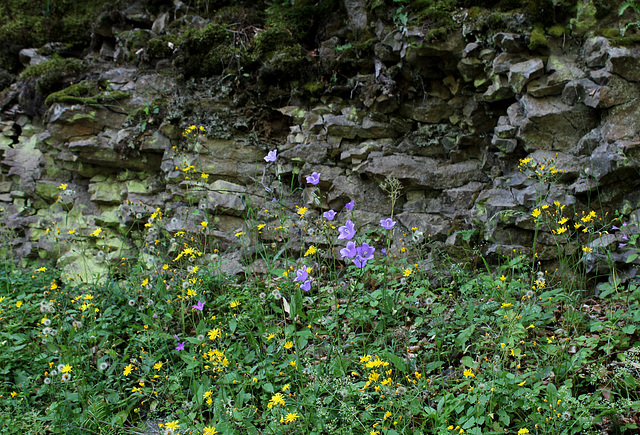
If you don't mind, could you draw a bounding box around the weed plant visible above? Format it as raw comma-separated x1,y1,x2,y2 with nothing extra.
0,133,639,434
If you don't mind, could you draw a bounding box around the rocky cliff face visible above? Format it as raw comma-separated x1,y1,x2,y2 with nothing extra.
0,0,639,286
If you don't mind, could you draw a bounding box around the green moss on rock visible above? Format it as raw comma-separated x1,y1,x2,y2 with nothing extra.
21,57,85,79
45,81,130,107
528,24,547,50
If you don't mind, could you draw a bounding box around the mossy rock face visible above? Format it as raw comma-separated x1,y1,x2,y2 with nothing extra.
146,35,180,59
570,0,597,35
253,25,298,56
173,23,237,78
265,1,336,43
21,57,85,80
258,44,307,83
45,80,130,107
0,0,103,72
528,24,547,50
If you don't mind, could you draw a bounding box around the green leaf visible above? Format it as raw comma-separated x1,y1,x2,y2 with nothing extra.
456,325,475,349
229,319,237,334
463,416,476,429
461,356,476,369
622,324,636,334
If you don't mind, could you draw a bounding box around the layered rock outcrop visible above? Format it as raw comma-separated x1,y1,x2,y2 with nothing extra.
0,1,639,285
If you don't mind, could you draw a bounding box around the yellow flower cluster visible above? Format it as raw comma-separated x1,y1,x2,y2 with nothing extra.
202,348,229,372
182,125,206,137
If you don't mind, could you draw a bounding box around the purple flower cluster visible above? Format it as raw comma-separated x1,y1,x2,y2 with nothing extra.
294,266,311,292
340,241,376,268
612,222,629,247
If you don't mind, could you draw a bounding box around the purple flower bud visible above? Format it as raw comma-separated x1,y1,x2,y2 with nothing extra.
345,200,355,211
306,172,320,185
323,210,337,221
381,248,387,256
338,220,356,240
380,218,396,230
620,243,627,248
264,149,277,162
612,225,620,230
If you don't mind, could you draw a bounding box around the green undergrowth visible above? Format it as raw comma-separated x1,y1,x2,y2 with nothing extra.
1,135,639,434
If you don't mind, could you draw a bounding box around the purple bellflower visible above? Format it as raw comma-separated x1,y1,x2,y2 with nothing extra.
192,300,205,311
340,241,357,259
380,218,396,230
306,172,321,185
323,210,337,221
345,200,355,210
294,266,309,282
338,220,356,240
300,280,311,291
353,243,375,268
264,149,277,162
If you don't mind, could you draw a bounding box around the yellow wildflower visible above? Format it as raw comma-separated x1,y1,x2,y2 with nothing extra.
123,364,133,376
284,412,299,424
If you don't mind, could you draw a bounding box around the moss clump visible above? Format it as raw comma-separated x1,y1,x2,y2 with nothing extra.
411,0,457,40
147,35,180,59
528,24,547,50
548,24,568,37
0,0,103,72
265,1,332,43
258,44,306,82
610,33,640,46
44,81,130,107
20,56,86,108
253,25,298,56
570,0,597,34
597,27,622,38
20,57,84,79
173,23,236,78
